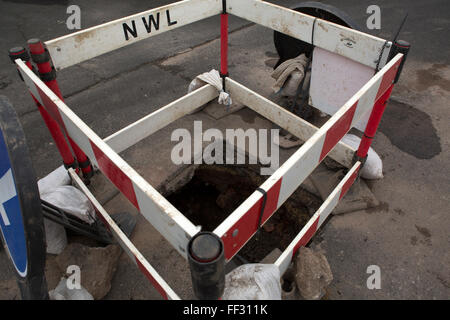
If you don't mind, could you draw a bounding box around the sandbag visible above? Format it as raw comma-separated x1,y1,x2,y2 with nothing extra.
41,185,96,224
222,264,281,300
38,165,71,196
49,278,94,300
341,134,383,179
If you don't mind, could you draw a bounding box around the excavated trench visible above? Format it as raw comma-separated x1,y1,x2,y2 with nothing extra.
167,164,322,262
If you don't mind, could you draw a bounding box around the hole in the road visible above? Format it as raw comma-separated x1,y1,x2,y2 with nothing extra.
167,164,321,262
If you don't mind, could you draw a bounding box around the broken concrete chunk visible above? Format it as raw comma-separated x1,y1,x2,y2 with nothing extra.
294,247,333,300
0,279,20,300
333,178,380,214
309,166,379,215
55,243,122,300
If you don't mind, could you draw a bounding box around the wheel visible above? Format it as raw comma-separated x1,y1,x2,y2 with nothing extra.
273,1,361,68
0,95,48,299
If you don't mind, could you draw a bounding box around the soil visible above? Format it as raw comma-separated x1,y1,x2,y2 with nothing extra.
168,164,319,262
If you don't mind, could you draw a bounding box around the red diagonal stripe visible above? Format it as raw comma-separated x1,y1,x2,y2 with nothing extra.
339,166,360,200
222,178,282,260
293,217,319,256
135,258,168,300
90,142,140,210
376,57,402,101
319,101,357,162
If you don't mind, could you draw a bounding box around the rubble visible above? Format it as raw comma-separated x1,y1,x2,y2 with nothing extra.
294,247,333,300
0,279,20,300
54,243,122,300
309,164,379,214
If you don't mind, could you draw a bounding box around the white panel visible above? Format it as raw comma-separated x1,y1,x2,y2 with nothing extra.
310,47,375,131
227,0,314,43
45,0,222,70
227,0,390,68
312,19,390,70
105,84,218,153
16,61,43,105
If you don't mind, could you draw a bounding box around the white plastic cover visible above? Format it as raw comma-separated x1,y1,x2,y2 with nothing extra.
38,165,71,195
41,185,96,224
309,47,375,131
222,264,281,300
49,278,94,300
341,134,383,179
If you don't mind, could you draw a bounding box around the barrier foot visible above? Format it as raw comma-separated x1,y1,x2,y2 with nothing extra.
188,232,225,300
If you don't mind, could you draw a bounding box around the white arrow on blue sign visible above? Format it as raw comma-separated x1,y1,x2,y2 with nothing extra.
0,130,28,277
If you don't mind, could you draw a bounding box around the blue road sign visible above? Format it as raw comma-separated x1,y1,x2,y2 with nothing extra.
0,129,28,277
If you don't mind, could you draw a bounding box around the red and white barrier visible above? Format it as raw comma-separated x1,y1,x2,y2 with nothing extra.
11,0,407,299
274,161,361,275
226,0,391,69
45,0,222,70
68,168,179,300
214,54,402,261
16,59,200,259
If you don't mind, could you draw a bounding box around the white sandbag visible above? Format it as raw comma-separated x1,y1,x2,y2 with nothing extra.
49,278,94,300
222,264,281,300
44,219,67,255
41,185,96,224
38,165,71,195
341,134,383,179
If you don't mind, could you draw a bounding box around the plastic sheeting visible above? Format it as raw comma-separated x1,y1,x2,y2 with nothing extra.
222,264,281,300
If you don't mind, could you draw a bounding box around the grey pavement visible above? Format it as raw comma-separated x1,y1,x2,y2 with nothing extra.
0,0,449,300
